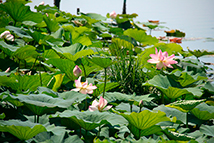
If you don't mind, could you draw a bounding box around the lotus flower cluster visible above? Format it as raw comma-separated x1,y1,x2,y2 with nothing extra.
110,11,117,18
89,96,112,112
0,31,14,41
73,65,82,77
72,76,97,94
147,48,178,69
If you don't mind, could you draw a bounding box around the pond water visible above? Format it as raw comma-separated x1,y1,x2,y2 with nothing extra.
28,0,214,65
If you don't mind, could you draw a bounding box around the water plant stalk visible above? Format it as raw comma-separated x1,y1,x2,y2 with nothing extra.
39,61,42,86
186,112,188,128
103,67,107,98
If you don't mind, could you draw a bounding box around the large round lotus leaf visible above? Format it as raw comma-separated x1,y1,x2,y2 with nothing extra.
162,129,195,141
128,124,162,138
103,92,154,103
9,94,76,115
143,74,197,99
0,120,46,140
190,102,214,120
0,2,43,23
87,56,114,68
120,110,171,130
200,125,214,137
50,110,128,131
166,99,206,113
123,28,158,45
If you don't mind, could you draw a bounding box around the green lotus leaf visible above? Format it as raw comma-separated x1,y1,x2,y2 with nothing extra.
0,120,46,140
50,110,128,131
177,72,207,87
13,45,39,60
203,82,214,94
123,28,158,45
119,110,171,130
0,40,20,56
87,56,114,68
163,129,195,141
46,58,76,80
9,94,76,115
191,102,214,120
200,125,214,137
52,43,85,55
128,124,162,139
166,99,206,113
63,135,84,143
188,49,214,58
5,26,33,42
81,12,107,21
0,2,43,23
103,92,153,103
93,82,120,97
0,113,5,119
143,74,190,99
59,90,90,103
51,74,65,92
154,105,186,124
43,14,60,32
73,49,95,61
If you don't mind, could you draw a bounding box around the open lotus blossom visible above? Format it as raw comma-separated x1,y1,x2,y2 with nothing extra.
110,11,117,18
73,65,82,77
89,96,112,112
147,48,178,69
72,76,97,94
0,31,14,41
169,37,182,43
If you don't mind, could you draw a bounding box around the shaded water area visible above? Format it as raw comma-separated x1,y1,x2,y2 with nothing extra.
29,0,214,73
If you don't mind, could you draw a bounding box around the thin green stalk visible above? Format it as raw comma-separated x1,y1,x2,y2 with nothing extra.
81,63,87,78
79,127,82,138
130,104,133,112
161,94,164,104
39,61,42,86
103,68,107,98
31,56,38,70
34,115,36,123
37,115,39,123
186,112,188,128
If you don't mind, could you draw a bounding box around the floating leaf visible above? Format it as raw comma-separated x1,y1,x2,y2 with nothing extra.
0,120,46,140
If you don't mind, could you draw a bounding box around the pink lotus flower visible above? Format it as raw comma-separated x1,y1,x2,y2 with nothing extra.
73,65,82,77
72,76,97,94
5,67,10,73
110,11,117,18
147,48,178,69
89,96,112,112
0,31,14,41
39,1,45,5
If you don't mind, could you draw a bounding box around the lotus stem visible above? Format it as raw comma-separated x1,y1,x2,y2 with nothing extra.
103,68,107,98
34,115,36,123
81,63,87,78
186,112,188,128
79,127,82,138
39,61,42,86
161,94,164,104
37,115,39,123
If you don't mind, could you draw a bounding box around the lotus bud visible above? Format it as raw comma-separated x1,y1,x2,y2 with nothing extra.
5,67,10,73
73,65,82,77
0,31,14,41
110,11,117,19
39,1,45,5
139,100,143,107
46,13,48,17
